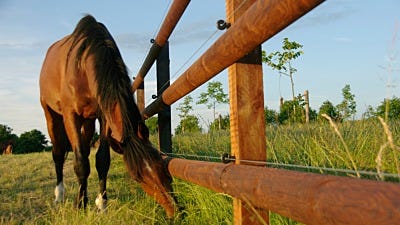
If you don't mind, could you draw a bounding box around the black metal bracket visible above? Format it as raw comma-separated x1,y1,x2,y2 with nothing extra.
221,153,235,164
217,19,231,30
237,45,262,65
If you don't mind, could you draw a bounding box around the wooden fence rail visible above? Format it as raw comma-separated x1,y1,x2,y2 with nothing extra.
168,158,400,225
142,0,324,118
131,0,190,93
134,0,400,224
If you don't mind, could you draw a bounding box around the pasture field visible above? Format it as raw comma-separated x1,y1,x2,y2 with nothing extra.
1,119,399,224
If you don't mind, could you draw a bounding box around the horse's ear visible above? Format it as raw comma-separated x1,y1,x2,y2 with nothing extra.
107,103,124,142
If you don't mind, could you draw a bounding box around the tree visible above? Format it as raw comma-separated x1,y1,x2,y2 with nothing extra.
375,96,400,120
14,129,47,154
278,94,317,124
264,107,278,125
197,81,228,122
362,105,376,119
177,96,193,119
318,100,339,122
176,96,202,134
145,116,158,135
262,38,303,100
175,115,202,135
209,114,230,132
278,95,306,124
336,84,356,121
0,124,17,152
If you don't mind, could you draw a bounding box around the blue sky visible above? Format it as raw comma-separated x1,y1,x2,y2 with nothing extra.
0,0,399,136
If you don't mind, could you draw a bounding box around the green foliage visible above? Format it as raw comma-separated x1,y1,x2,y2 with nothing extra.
318,100,339,122
363,105,376,119
279,100,303,124
145,116,158,135
176,96,202,135
265,107,279,125
336,84,356,120
175,115,202,135
197,81,228,123
262,38,303,100
376,96,400,120
0,124,18,151
209,114,230,132
14,129,48,154
278,94,316,124
197,81,228,109
0,124,15,141
177,96,194,119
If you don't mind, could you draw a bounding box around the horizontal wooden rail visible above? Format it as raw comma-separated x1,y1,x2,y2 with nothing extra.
142,0,324,118
167,158,400,225
131,0,190,93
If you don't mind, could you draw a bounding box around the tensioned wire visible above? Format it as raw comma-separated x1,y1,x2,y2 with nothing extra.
136,2,400,182
162,151,400,180
142,0,251,105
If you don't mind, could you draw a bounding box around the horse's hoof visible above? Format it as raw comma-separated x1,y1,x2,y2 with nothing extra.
54,182,65,203
95,193,107,212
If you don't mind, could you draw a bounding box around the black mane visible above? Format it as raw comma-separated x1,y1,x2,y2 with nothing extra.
68,15,142,137
67,15,150,180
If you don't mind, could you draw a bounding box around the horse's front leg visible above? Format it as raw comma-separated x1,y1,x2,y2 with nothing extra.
64,113,92,208
95,137,110,211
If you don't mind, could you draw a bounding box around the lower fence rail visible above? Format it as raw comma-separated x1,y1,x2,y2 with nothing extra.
167,157,400,225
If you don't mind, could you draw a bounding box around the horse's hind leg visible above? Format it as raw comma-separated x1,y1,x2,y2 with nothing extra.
63,114,92,208
95,136,110,211
42,106,70,203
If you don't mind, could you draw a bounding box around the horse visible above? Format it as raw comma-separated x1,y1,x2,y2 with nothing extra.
39,15,178,217
3,144,12,155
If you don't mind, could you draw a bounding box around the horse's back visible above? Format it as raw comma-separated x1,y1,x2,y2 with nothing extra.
39,36,70,114
40,35,99,119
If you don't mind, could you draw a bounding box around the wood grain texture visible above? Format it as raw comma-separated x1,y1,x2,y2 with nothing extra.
131,0,190,92
168,158,400,225
226,0,267,224
158,0,324,106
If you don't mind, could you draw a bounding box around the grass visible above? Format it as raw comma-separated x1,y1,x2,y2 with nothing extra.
0,119,399,224
0,151,232,225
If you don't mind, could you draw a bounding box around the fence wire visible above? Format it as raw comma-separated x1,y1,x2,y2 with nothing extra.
163,151,400,181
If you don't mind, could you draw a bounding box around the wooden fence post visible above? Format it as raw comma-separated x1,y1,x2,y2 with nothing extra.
226,0,268,224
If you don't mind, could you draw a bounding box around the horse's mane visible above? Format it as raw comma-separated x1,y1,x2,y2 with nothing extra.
67,15,151,180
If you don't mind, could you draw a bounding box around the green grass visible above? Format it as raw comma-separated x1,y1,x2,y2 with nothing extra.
0,119,399,224
0,151,233,225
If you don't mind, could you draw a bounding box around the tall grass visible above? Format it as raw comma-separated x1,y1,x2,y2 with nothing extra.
266,119,400,180
0,119,399,224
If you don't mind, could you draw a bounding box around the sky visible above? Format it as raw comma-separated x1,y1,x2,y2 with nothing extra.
0,0,399,138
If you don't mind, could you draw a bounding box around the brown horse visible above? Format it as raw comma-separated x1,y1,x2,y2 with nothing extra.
3,144,12,155
39,15,177,217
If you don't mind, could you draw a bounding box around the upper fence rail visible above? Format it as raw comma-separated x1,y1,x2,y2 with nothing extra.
132,0,400,225
131,0,190,94
141,0,324,119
